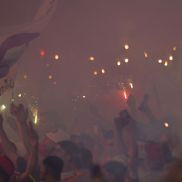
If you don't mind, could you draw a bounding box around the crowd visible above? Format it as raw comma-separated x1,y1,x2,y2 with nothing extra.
0,94,181,182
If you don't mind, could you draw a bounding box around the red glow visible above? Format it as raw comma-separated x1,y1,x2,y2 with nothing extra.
40,49,46,57
123,90,128,100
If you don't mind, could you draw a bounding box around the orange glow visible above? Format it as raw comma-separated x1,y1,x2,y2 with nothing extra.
123,90,128,100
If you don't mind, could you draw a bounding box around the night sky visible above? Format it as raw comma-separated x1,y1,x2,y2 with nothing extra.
0,0,182,132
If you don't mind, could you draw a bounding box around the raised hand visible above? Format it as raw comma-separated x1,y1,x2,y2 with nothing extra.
10,103,28,123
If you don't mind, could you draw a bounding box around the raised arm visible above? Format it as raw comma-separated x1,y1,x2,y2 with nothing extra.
16,121,39,182
0,114,18,165
10,103,32,156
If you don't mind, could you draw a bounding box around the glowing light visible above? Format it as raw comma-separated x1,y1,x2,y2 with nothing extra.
48,75,53,80
82,95,86,98
54,54,60,60
164,122,169,128
117,61,121,66
123,90,128,100
23,74,28,80
93,71,98,76
40,49,46,57
169,55,173,61
129,82,134,89
173,47,177,51
158,59,163,64
124,58,129,63
0,105,6,111
164,61,168,67
89,56,95,61
124,44,129,50
18,93,22,98
101,68,106,74
144,52,148,58
32,109,38,125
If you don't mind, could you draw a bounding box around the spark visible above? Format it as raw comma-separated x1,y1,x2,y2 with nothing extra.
164,122,169,128
124,44,129,50
158,59,163,64
169,55,173,61
144,52,148,58
164,61,168,67
117,61,121,66
89,56,95,61
54,54,60,60
129,82,134,89
18,93,22,98
124,58,129,63
0,105,6,111
101,68,106,74
123,90,128,100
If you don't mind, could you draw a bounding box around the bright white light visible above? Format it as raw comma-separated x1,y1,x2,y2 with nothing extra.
117,61,121,66
129,82,134,89
54,54,60,60
101,69,106,74
124,44,129,50
82,95,86,98
144,52,148,58
0,105,6,111
164,61,168,67
89,56,95,61
164,122,169,128
123,90,128,100
169,55,173,61
158,59,163,64
124,58,129,63
18,93,22,98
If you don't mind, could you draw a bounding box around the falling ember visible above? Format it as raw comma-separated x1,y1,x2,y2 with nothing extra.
93,71,98,75
169,55,173,61
129,82,134,89
124,58,129,63
164,61,168,67
164,122,169,128
101,68,106,74
40,49,46,57
48,75,53,80
117,61,121,66
54,54,60,60
173,46,177,51
32,109,38,125
158,59,163,64
124,44,129,50
89,56,95,61
144,52,148,58
123,90,128,100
